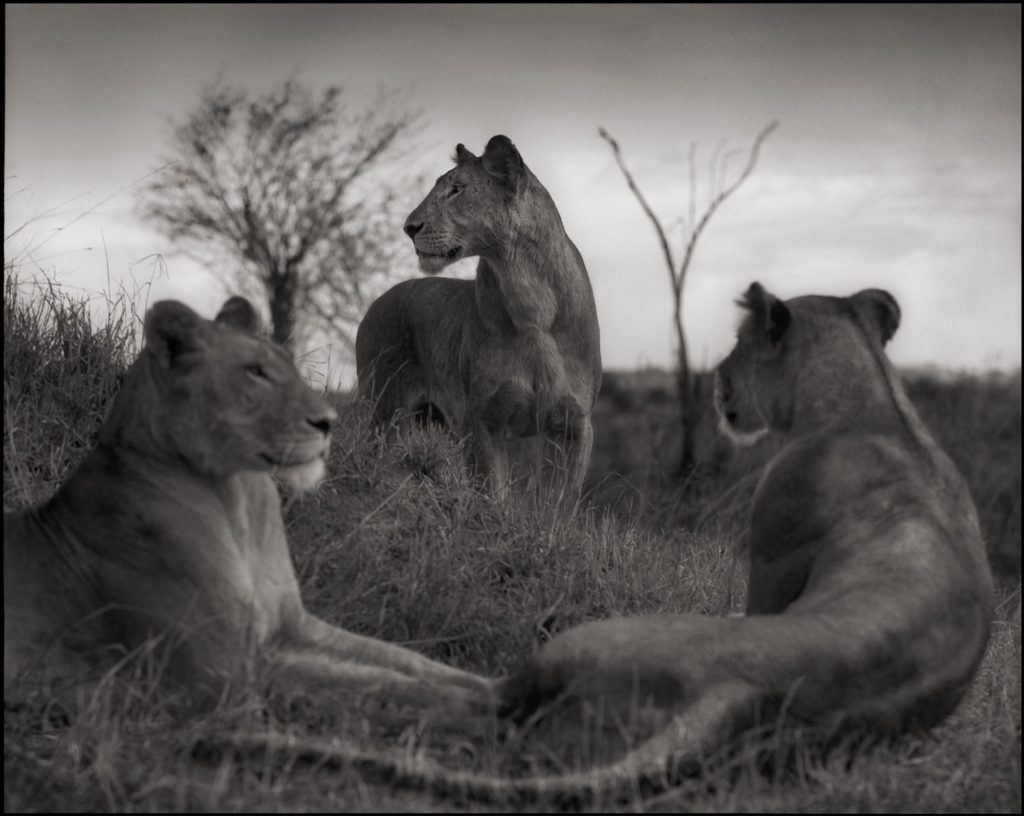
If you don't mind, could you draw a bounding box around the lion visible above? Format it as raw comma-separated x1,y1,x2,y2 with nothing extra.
3,296,499,718
255,283,994,801
355,135,602,502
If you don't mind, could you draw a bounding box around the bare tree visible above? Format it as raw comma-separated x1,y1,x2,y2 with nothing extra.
599,120,778,474
140,78,419,353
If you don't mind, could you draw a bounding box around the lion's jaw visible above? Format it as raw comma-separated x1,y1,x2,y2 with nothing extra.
719,417,770,448
261,426,332,492
274,457,327,492
413,241,464,275
713,370,770,447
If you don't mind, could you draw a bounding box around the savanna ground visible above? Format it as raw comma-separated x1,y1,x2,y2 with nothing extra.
4,267,1021,812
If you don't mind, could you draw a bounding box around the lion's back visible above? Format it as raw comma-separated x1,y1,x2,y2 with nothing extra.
356,277,477,412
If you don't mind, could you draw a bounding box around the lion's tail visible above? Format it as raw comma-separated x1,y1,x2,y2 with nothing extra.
221,680,757,803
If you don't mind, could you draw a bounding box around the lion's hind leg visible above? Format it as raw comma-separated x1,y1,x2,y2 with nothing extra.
465,418,511,497
357,344,428,429
540,399,593,506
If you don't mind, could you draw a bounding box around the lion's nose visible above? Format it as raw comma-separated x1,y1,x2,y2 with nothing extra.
308,406,338,436
404,220,423,240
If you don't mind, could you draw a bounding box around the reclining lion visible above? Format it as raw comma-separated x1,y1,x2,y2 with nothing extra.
495,282,995,794
251,283,994,801
3,296,498,716
355,135,602,502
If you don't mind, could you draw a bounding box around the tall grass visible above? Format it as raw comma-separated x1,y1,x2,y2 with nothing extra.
3,266,1020,812
3,266,142,507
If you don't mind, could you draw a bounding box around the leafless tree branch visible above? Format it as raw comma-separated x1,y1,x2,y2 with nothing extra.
598,127,677,279
600,120,778,474
677,120,778,295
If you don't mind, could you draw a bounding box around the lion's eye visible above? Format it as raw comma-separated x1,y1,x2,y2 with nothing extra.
447,183,464,199
246,364,269,381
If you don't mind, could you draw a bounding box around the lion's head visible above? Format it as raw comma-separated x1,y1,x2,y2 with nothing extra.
101,296,336,491
715,282,902,445
403,135,551,274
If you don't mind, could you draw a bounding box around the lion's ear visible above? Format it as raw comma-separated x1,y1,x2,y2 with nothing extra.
453,143,477,164
144,300,207,368
215,296,264,335
851,288,901,345
738,282,791,345
481,135,525,191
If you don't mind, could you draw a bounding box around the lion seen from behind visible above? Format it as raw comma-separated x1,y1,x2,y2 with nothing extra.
483,282,994,796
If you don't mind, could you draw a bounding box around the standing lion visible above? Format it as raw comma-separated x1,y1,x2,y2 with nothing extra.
356,135,602,503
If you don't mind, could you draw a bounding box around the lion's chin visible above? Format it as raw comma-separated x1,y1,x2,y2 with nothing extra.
275,459,326,493
718,417,769,448
416,247,462,275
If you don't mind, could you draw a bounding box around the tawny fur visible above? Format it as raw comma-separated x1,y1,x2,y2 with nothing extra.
355,135,602,502
4,296,500,717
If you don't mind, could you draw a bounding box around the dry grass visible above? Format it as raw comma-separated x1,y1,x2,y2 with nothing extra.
3,269,141,507
3,266,1020,812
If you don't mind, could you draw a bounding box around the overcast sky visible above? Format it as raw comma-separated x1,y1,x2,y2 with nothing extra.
5,4,1021,386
